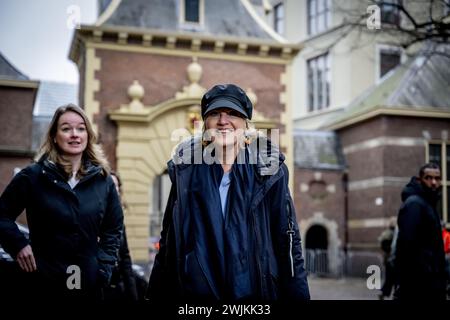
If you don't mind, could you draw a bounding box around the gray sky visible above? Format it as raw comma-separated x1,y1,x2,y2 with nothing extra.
0,0,97,84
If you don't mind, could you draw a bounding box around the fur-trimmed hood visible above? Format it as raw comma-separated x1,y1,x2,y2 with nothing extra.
171,133,285,177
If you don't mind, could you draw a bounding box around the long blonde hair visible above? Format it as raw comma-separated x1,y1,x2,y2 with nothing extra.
35,103,110,178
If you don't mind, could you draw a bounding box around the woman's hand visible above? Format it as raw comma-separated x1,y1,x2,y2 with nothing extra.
16,245,37,272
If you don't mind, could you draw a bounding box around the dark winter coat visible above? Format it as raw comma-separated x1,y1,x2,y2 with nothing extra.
394,176,446,300
147,136,310,302
0,158,124,298
104,227,138,300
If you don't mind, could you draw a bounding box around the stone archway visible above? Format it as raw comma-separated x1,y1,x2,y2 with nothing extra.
110,94,203,263
300,212,342,276
110,58,278,263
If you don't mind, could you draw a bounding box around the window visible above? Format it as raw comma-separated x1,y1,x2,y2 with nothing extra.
307,53,330,112
308,0,331,36
183,0,200,23
428,142,450,224
380,0,401,25
379,48,401,78
273,3,284,34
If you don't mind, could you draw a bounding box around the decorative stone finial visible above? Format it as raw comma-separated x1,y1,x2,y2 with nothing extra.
127,80,145,110
246,88,258,106
187,57,202,84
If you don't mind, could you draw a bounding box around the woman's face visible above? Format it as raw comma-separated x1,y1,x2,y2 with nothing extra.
204,108,247,148
55,111,88,157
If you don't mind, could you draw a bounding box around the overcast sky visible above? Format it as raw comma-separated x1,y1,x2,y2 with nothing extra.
0,0,98,84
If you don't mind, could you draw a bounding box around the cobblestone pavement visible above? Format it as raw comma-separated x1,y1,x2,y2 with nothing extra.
308,276,381,300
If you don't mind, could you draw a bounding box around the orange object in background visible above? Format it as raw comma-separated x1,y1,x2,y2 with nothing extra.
443,228,450,254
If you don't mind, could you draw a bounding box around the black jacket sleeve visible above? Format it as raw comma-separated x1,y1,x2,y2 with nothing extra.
119,228,138,300
146,182,178,301
0,169,31,258
268,164,310,301
396,198,425,275
97,176,124,286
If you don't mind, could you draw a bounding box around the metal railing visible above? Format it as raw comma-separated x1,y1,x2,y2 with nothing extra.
305,249,384,278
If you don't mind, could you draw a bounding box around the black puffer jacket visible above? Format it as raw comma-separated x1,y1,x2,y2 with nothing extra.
394,177,446,300
147,136,310,302
0,159,123,298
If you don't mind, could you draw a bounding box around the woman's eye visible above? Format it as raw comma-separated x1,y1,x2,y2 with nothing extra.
61,127,70,132
77,127,86,132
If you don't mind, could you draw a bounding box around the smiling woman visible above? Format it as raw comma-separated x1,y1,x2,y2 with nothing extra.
0,103,124,300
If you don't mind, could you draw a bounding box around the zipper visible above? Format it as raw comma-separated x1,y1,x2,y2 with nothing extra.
251,211,264,297
286,201,295,278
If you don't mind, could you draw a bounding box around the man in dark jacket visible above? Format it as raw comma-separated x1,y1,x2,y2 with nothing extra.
394,163,447,300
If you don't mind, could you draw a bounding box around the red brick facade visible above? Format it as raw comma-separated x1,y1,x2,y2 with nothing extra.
90,49,286,169
0,85,37,194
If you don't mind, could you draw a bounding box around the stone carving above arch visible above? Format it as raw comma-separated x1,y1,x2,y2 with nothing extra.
176,57,207,100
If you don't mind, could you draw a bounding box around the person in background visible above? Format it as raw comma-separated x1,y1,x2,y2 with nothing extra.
0,104,123,299
378,217,397,300
104,171,138,301
394,163,446,300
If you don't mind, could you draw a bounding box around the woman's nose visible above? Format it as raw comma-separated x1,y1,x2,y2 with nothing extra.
218,112,229,123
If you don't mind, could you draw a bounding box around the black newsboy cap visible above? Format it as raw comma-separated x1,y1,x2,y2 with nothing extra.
201,84,253,120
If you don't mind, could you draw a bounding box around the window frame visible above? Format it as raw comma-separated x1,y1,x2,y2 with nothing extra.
426,141,450,226
307,52,331,113
379,0,402,25
375,44,404,83
180,0,205,28
307,0,331,36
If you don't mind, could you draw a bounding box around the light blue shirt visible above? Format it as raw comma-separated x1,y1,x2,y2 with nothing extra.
219,172,231,217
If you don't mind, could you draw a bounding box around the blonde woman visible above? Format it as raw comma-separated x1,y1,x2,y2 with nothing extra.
0,104,123,299
147,84,309,303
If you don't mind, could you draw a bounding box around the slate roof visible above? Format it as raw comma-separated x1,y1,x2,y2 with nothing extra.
33,81,78,116
99,0,273,39
323,42,450,129
293,129,346,170
31,81,78,151
0,52,29,81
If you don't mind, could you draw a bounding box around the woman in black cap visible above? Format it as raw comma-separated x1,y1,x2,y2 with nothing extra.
147,84,310,303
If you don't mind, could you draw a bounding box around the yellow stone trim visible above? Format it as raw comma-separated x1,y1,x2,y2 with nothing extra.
280,64,295,194
84,47,101,134
0,79,39,89
110,97,201,123
87,41,290,65
70,26,301,64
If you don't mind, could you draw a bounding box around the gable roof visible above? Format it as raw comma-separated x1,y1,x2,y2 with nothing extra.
294,129,346,170
33,81,78,116
97,0,280,41
0,52,29,81
323,42,450,130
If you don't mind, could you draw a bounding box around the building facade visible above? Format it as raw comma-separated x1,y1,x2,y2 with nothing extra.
257,0,450,275
70,0,301,263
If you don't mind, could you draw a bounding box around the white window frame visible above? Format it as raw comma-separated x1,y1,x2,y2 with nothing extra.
375,44,405,83
307,0,331,36
273,2,284,35
180,0,205,28
307,52,331,113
